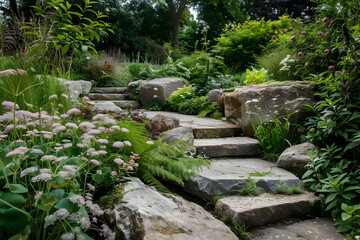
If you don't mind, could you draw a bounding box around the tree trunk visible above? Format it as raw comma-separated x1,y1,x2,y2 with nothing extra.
165,0,188,48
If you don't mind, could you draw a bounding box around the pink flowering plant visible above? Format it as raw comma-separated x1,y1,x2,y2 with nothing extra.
0,94,208,239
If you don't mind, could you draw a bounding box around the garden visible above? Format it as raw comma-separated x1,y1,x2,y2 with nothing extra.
0,0,359,239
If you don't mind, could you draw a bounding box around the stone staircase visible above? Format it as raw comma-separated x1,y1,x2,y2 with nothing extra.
141,111,346,240
89,87,141,109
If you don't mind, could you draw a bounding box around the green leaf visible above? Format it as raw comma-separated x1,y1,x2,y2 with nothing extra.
102,167,112,175
0,168,12,179
0,208,31,236
7,184,28,194
341,212,352,221
325,193,337,204
54,176,65,184
0,192,26,208
54,198,73,212
93,173,103,184
37,195,56,212
61,44,70,55
49,189,65,200
66,157,79,165
8,224,31,240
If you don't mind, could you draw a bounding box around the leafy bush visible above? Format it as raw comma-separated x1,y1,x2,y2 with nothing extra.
167,86,196,111
299,0,360,237
256,45,298,81
244,67,269,85
215,16,292,71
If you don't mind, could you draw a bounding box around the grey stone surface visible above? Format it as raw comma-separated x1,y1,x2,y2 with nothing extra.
112,100,141,109
125,80,146,100
251,218,347,240
93,101,123,114
57,78,92,99
161,127,195,145
215,192,320,227
106,177,238,240
94,87,126,93
139,78,185,108
194,137,259,158
184,158,300,200
223,82,316,136
88,93,126,101
144,111,241,138
208,89,224,103
149,114,180,130
277,143,318,176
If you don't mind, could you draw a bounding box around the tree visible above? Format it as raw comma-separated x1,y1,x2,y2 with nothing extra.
164,0,188,48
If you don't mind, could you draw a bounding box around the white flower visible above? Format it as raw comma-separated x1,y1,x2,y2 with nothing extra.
146,141,154,145
121,128,129,133
31,173,52,182
61,232,74,240
114,158,124,165
113,141,124,148
153,95,158,98
5,146,28,157
41,155,57,161
65,122,78,129
20,167,38,177
123,141,132,147
54,208,69,220
252,99,259,103
90,159,100,165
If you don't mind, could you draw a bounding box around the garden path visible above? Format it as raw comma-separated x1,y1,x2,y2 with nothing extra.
144,111,344,240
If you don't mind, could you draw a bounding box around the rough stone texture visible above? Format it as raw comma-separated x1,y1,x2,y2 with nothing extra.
251,218,347,240
160,127,194,145
88,93,126,101
277,143,318,176
107,177,238,240
207,89,224,103
223,82,316,136
184,158,300,200
125,80,146,100
94,87,126,93
0,69,27,77
93,101,123,114
139,78,185,108
194,137,259,158
144,111,241,139
149,114,180,130
215,192,320,227
112,100,141,109
57,78,92,99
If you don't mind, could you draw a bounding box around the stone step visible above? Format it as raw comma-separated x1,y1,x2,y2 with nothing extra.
184,158,300,200
89,93,126,101
215,192,320,227
111,100,141,109
250,218,346,240
94,87,127,93
143,111,241,138
194,137,259,158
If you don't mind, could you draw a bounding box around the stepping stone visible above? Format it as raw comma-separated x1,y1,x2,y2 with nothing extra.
251,218,347,240
88,93,126,101
93,87,127,93
215,192,320,227
194,137,259,158
111,100,141,109
143,111,241,138
184,158,300,200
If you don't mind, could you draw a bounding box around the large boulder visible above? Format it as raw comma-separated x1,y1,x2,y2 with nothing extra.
277,143,318,176
125,80,146,100
93,101,123,114
223,82,316,137
149,113,180,130
161,127,195,145
57,78,92,99
139,78,185,108
106,177,238,240
207,89,224,103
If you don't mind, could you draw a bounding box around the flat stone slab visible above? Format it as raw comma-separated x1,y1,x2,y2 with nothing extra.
194,137,259,158
251,218,346,240
143,111,241,138
111,100,141,109
94,87,126,93
215,192,320,227
184,158,300,200
89,93,125,100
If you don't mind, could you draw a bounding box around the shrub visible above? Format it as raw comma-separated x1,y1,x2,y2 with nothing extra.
244,67,270,85
167,86,196,111
215,16,292,71
256,45,298,81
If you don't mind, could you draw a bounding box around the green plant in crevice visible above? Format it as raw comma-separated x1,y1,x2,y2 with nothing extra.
275,181,302,195
233,222,251,239
167,86,196,111
207,190,223,207
238,177,264,196
250,111,292,162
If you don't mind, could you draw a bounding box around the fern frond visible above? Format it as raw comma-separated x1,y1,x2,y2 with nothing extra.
140,162,184,186
140,170,172,193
